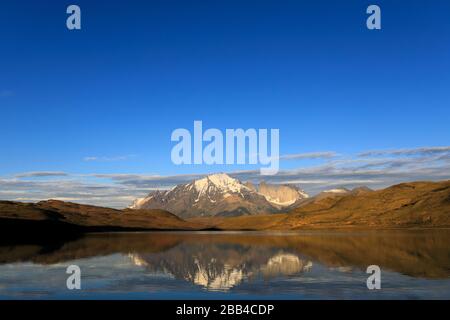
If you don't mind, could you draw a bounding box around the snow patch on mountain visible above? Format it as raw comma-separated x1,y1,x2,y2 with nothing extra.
130,197,149,209
323,188,350,194
193,174,248,196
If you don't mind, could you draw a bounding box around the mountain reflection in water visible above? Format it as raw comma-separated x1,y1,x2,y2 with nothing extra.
128,246,313,291
0,230,449,299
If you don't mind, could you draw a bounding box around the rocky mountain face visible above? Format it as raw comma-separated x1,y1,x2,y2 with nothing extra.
246,181,309,207
130,173,309,218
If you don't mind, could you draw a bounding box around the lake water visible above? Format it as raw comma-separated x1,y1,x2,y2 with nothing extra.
0,230,449,299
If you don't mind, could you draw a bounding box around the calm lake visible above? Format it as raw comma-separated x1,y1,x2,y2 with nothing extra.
0,230,449,299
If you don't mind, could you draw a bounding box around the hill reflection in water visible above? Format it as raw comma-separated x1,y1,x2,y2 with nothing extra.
0,230,449,298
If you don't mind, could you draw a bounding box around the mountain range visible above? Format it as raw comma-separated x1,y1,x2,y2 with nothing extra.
197,179,450,230
130,173,309,218
0,178,449,233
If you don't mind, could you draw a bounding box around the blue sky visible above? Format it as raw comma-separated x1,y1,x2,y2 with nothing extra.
0,1,449,207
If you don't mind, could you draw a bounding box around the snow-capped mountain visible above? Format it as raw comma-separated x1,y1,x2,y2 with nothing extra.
130,173,309,218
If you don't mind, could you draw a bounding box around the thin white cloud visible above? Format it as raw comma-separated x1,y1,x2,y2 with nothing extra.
359,146,450,157
15,171,68,178
279,151,337,160
83,154,137,162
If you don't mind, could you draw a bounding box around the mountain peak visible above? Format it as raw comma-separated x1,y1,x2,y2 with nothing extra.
207,173,238,185
192,173,248,197
195,173,243,190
